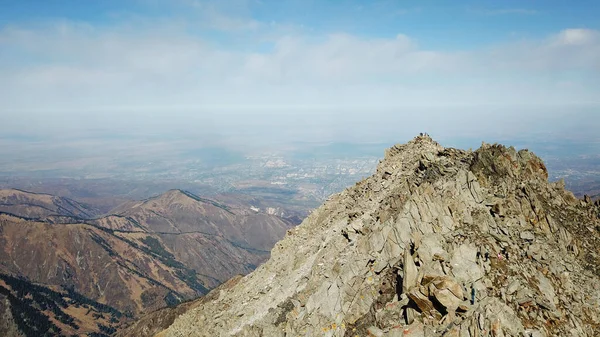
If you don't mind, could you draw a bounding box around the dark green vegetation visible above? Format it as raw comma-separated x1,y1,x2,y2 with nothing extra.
91,227,209,298
0,187,296,335
179,190,234,214
141,236,176,261
0,273,123,337
138,235,208,294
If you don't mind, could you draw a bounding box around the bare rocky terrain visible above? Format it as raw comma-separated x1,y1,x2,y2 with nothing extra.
131,135,600,337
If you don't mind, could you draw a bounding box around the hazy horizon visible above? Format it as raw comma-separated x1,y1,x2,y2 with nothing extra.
0,1,599,179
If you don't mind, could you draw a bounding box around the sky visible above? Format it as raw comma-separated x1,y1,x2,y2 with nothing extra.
0,0,599,143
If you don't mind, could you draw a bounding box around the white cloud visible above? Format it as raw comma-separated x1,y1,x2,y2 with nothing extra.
553,28,599,46
479,29,600,72
0,20,599,115
240,33,424,83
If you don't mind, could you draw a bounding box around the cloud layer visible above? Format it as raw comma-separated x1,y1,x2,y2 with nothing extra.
0,2,599,119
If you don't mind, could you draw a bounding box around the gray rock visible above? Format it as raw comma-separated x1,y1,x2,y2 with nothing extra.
507,279,520,294
429,276,464,311
407,288,437,314
403,247,419,293
535,271,557,311
520,231,535,241
524,329,547,337
450,244,483,284
392,321,425,337
367,326,384,337
152,137,600,337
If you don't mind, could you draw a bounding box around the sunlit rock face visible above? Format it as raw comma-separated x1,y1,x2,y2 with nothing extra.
141,135,600,337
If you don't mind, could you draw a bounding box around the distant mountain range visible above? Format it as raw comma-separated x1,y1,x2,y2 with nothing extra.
0,188,294,336
0,188,102,220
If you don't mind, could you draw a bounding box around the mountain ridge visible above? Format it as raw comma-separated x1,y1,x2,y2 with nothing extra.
154,135,600,337
0,188,101,220
0,188,295,336
111,189,233,214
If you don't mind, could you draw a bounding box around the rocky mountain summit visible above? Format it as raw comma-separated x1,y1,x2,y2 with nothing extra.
153,135,600,337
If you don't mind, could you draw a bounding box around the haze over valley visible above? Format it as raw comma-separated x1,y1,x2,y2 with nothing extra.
2,108,599,204
0,1,599,336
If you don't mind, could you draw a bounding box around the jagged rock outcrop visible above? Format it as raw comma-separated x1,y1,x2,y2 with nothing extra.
157,135,600,337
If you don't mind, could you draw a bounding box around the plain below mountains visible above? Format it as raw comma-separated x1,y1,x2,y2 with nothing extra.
0,188,294,336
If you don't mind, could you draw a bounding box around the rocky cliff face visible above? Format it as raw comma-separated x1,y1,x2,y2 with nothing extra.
157,135,600,337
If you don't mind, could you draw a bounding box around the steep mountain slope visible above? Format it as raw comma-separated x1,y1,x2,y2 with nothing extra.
156,135,600,337
0,273,124,337
0,214,201,316
0,189,295,335
116,275,244,337
95,189,295,288
0,189,100,220
106,189,293,251
215,192,312,225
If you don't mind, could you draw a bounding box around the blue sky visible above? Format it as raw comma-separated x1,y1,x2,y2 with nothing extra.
0,0,599,141
3,1,598,43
